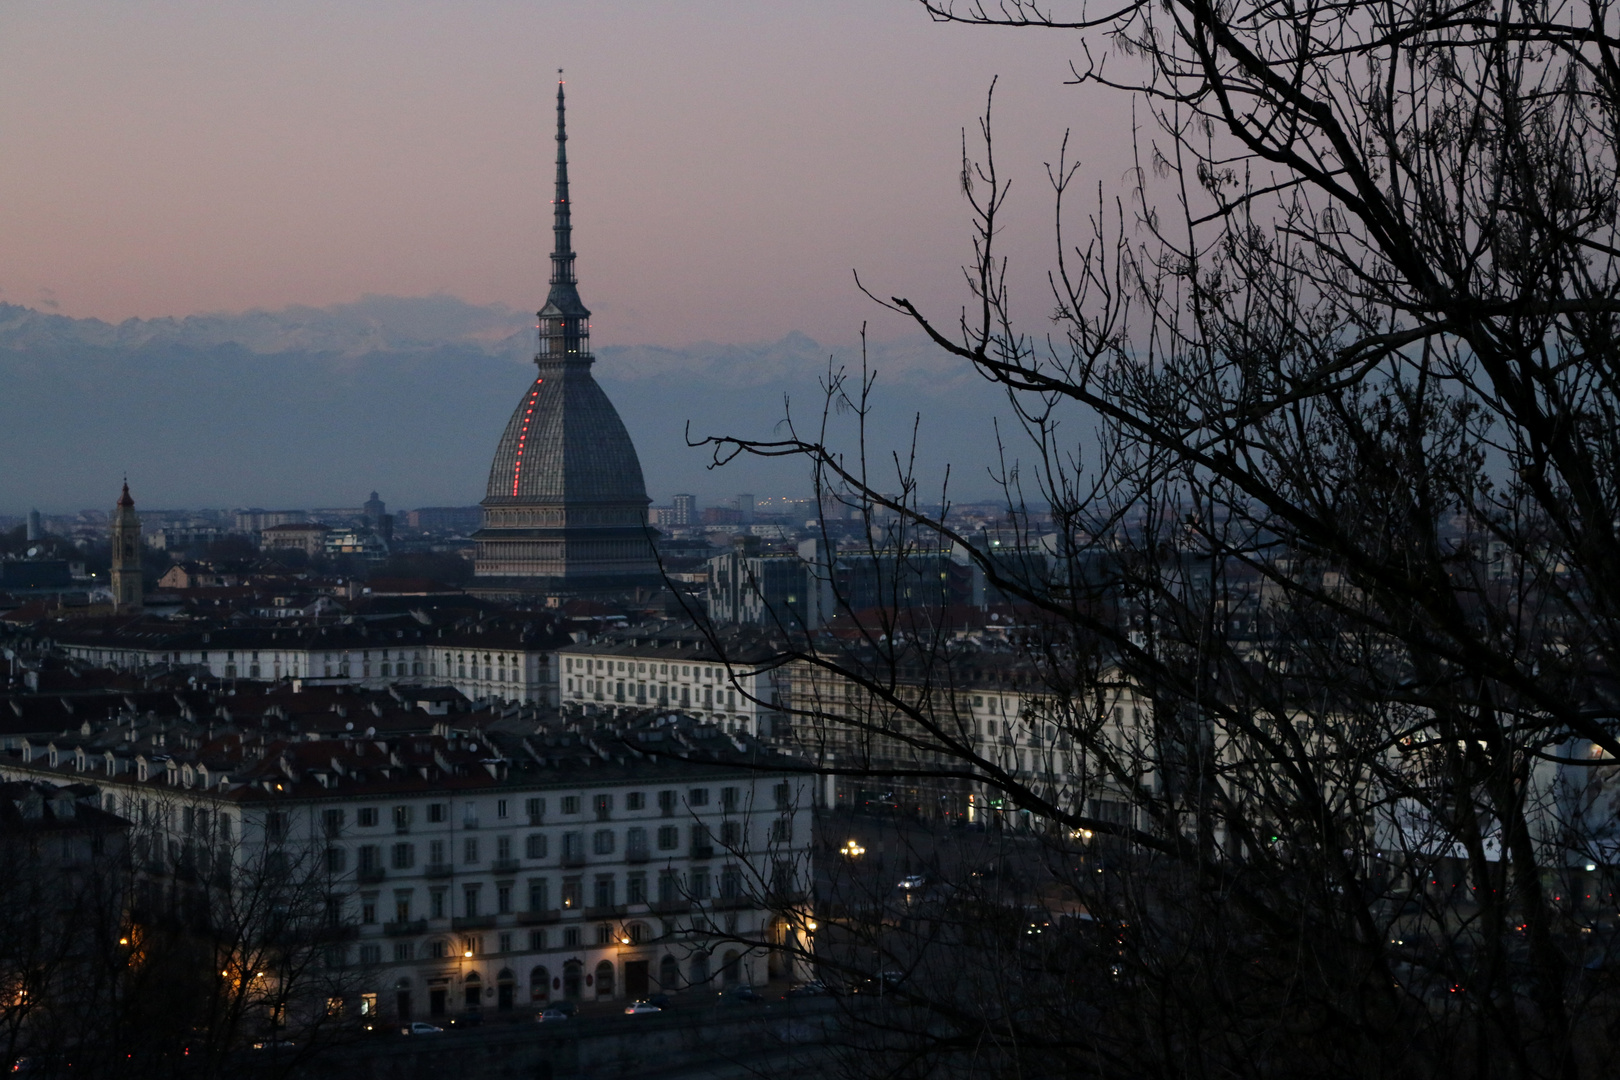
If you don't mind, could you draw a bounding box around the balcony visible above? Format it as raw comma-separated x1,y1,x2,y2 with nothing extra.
357,867,386,884
516,909,561,925
452,915,497,931
649,899,692,915
492,859,520,875
584,904,627,919
383,919,427,937
625,847,650,864
424,862,454,879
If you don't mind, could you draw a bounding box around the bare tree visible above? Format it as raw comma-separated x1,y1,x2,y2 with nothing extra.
690,0,1620,1076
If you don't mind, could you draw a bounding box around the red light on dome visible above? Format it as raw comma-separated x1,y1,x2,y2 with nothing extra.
510,379,543,496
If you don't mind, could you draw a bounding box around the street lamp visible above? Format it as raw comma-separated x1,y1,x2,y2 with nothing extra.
840,839,865,858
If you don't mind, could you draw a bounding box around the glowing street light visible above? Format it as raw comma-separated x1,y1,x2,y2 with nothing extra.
840,839,865,858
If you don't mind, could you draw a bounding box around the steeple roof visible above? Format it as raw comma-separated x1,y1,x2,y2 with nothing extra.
541,75,588,321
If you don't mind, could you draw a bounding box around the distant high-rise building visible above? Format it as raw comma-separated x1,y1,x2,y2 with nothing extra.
109,482,142,614
671,494,697,526
25,510,40,542
473,79,658,595
736,493,755,525
363,491,387,527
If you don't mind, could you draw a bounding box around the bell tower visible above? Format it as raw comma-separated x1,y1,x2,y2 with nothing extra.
110,480,143,613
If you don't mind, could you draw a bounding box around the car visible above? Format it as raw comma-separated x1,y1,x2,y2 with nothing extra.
724,985,765,1004
251,1038,295,1051
897,875,927,891
786,981,829,998
623,1001,663,1015
402,1021,443,1036
535,1007,572,1022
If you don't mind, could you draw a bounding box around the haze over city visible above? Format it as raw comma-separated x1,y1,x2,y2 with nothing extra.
0,2,1124,512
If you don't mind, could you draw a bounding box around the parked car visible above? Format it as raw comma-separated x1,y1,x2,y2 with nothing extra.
624,1001,663,1015
250,1038,295,1051
786,981,829,998
897,875,928,891
724,985,765,1004
402,1022,443,1036
536,1006,572,1022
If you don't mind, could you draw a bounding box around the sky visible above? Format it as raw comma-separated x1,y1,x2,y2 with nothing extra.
0,1,1131,346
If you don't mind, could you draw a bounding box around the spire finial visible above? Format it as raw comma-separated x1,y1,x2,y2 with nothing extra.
551,72,574,288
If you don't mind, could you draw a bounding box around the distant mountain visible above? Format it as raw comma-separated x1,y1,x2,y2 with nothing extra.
0,296,1026,513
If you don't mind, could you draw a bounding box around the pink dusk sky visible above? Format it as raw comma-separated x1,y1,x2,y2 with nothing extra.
0,1,1132,347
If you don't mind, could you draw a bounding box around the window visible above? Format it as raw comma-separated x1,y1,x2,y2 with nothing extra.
430,839,446,866
497,835,512,862
688,788,709,807
498,885,512,915
721,787,739,812
626,791,645,811
431,939,448,959
528,878,549,912
497,799,509,819
529,930,547,951
394,889,412,923
360,945,381,965
561,879,582,909
393,805,412,832
361,897,377,924
653,826,677,851
771,818,791,843
464,837,479,864
394,942,414,962
594,877,615,909
658,790,676,817
627,873,647,905
463,884,481,918
626,826,648,854
431,889,447,919
564,927,581,948
326,846,347,873
594,794,613,820
358,845,381,873
561,796,581,815
323,808,345,837
499,931,512,952
525,834,547,860
592,830,615,855
427,803,446,824
720,821,742,848
265,811,288,842
774,783,791,811
658,870,679,903
721,867,742,901
562,832,585,862
525,797,545,822
358,807,378,828
690,868,710,899
391,843,416,870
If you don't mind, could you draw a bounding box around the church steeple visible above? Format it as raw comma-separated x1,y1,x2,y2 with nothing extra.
110,478,142,614
538,72,590,365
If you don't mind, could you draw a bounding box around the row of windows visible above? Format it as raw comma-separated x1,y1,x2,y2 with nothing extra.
564,656,732,682
320,785,791,836
351,864,763,922
335,818,790,872
357,920,667,964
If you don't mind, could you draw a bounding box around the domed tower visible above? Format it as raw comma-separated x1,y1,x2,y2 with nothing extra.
473,78,659,595
110,480,143,613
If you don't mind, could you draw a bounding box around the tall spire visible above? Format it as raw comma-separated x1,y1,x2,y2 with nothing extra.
550,71,575,290
537,70,590,365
